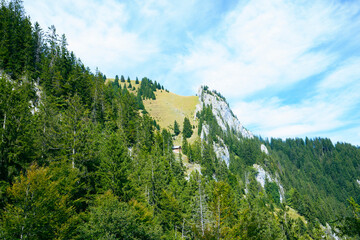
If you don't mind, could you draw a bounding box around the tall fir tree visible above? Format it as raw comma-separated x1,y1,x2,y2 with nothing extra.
182,117,193,139
174,120,180,136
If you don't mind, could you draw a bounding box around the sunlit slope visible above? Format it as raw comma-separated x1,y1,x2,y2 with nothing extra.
144,90,199,144
106,78,140,92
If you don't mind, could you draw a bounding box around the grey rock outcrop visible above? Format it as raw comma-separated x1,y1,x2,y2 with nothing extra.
196,86,253,138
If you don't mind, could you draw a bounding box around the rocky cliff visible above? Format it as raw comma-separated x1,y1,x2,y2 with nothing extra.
196,86,253,138
195,86,253,166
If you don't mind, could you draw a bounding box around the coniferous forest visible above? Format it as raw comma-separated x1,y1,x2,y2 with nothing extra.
1,1,360,239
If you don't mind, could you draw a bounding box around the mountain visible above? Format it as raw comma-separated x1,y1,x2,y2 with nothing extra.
134,82,360,239
1,1,360,239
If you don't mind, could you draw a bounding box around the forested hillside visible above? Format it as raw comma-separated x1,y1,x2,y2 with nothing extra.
1,1,360,239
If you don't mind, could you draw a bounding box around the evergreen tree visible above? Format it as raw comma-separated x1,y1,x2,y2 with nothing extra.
174,120,180,136
96,130,130,200
113,75,119,89
338,197,360,237
0,2,357,238
120,75,125,82
135,77,139,84
62,94,91,169
0,76,36,182
182,117,193,138
209,181,236,238
127,76,130,83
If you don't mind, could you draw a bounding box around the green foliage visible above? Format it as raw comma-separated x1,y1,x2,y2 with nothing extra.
138,77,156,100
338,197,360,237
265,178,280,204
79,191,162,239
270,137,360,224
182,136,189,156
174,120,180,136
182,117,193,138
0,2,358,238
96,130,130,200
0,76,36,182
0,0,35,79
209,181,236,238
0,164,79,239
113,75,119,89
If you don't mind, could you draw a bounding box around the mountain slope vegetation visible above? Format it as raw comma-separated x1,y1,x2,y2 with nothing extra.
143,90,199,145
0,1,360,239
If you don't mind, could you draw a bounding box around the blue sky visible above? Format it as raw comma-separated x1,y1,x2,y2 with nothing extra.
24,0,360,146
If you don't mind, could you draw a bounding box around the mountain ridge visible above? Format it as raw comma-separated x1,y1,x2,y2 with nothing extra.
1,1,360,239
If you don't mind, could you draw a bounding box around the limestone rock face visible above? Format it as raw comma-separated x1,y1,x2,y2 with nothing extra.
213,137,230,167
196,86,253,167
261,144,269,155
196,86,253,138
200,123,231,166
253,164,285,203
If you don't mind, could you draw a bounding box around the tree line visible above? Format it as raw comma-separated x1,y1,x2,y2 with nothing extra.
0,1,359,238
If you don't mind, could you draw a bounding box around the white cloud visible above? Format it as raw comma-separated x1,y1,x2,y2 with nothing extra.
25,0,159,76
175,0,359,98
232,59,360,145
172,0,360,145
317,58,360,91
23,0,360,145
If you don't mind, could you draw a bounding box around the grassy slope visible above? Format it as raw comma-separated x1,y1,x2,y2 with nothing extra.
107,78,200,145
107,78,309,222
106,78,141,93
143,90,200,145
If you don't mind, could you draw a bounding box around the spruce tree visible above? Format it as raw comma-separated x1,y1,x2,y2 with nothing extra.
174,120,180,136
113,75,120,89
182,117,193,138
120,75,125,82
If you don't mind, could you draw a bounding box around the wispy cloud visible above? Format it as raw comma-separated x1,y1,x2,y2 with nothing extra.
25,0,159,77
233,57,360,145
173,0,360,145
175,0,359,98
24,0,360,145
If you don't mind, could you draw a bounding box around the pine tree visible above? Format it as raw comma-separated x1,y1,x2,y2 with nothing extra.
120,75,125,82
96,130,130,199
127,76,130,83
62,94,90,169
182,117,193,138
209,181,236,238
0,76,36,182
135,77,139,84
174,120,180,136
113,75,120,89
